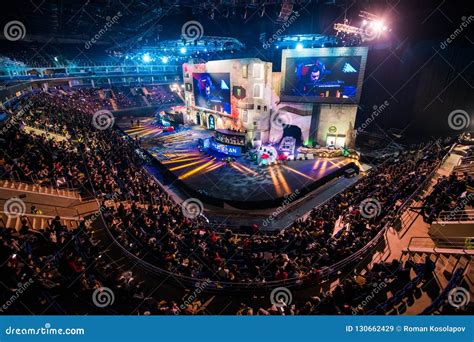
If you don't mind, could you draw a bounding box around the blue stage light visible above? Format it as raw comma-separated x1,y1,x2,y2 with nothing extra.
142,53,151,63
180,47,187,54
161,56,169,63
296,43,303,51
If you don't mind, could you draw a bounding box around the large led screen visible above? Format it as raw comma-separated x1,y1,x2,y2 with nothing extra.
281,47,368,104
192,72,231,114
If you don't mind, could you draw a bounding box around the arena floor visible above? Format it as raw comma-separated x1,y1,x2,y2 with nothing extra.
118,117,355,203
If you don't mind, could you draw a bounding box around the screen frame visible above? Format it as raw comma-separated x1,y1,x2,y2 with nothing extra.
280,47,368,104
192,72,232,115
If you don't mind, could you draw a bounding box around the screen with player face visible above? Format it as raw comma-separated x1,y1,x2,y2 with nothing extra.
192,72,231,114
281,47,368,104
283,56,362,100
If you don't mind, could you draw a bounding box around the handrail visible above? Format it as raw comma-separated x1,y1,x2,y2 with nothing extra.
0,211,80,221
406,236,474,254
436,209,474,223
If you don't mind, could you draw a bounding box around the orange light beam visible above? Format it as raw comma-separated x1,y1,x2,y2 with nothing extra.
274,165,292,194
268,165,284,197
169,158,212,171
233,162,259,176
230,163,249,175
161,156,203,164
179,159,216,180
280,165,314,181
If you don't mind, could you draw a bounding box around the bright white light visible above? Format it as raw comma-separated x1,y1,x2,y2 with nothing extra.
161,56,169,63
362,20,367,26
180,47,187,54
54,56,58,62
373,21,384,31
142,53,151,63
382,26,388,31
296,43,303,51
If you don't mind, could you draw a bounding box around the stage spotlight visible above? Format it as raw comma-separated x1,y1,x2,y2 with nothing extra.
161,56,169,63
296,43,303,51
362,19,367,26
373,20,384,31
142,53,151,63
275,45,279,49
180,47,187,54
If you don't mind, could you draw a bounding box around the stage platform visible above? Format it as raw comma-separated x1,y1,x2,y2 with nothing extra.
117,118,358,209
